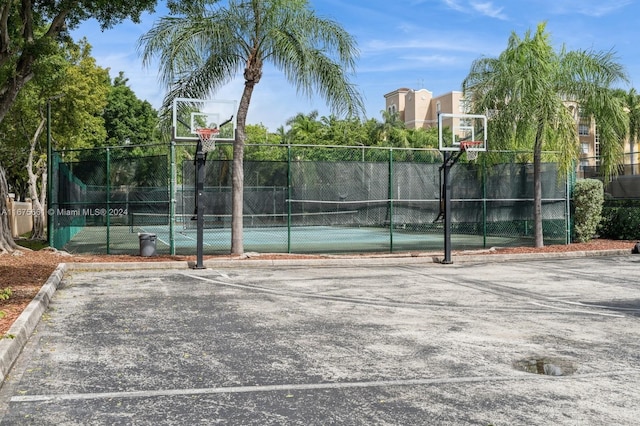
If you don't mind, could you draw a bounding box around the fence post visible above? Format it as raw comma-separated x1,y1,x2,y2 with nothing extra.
565,166,574,244
46,102,52,247
287,144,292,253
482,156,487,248
170,141,176,255
388,148,394,253
106,147,111,254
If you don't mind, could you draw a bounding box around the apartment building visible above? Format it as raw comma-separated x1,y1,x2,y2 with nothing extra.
384,88,469,130
385,87,637,174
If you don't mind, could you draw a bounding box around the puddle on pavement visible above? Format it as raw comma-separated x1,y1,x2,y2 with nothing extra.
513,357,576,376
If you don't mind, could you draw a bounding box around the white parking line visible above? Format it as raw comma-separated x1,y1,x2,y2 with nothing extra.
12,371,639,403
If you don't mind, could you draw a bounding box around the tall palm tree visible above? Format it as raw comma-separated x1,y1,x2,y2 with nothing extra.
463,22,627,247
139,0,364,254
625,88,640,174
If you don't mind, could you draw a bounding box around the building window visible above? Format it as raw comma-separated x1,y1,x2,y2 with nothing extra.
459,98,470,113
581,143,589,154
579,120,590,136
460,118,472,128
388,105,396,115
578,107,588,118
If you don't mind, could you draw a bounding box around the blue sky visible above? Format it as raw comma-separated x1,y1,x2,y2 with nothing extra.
71,0,640,131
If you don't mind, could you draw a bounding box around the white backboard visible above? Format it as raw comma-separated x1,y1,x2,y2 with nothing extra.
438,113,487,152
172,97,237,142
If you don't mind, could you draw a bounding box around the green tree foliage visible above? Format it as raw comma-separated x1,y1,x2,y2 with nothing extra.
0,0,159,252
0,38,110,191
624,89,640,173
139,0,364,254
103,72,160,148
244,124,285,161
463,22,627,247
0,38,110,239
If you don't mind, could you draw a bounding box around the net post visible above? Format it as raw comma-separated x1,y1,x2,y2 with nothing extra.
169,140,176,255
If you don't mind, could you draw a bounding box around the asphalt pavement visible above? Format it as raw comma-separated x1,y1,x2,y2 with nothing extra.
1,252,639,425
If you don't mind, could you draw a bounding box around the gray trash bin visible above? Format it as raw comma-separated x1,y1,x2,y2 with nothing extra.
138,233,157,257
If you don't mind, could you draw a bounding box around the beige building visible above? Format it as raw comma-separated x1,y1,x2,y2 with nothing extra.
570,102,637,175
384,88,469,130
385,87,637,174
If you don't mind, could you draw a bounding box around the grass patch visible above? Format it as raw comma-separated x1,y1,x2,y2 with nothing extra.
16,238,49,251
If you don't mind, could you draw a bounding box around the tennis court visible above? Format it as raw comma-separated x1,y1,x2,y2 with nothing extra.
51,144,572,256
63,217,524,255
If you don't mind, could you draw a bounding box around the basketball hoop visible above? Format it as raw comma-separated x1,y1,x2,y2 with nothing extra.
460,141,483,161
195,128,219,153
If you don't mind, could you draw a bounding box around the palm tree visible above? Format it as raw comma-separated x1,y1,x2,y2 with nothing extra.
286,111,321,145
139,0,364,254
377,109,407,147
463,22,627,247
625,88,640,174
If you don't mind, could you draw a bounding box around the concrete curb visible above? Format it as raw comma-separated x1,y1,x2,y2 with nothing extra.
64,248,634,270
0,263,67,384
0,248,634,385
432,248,633,264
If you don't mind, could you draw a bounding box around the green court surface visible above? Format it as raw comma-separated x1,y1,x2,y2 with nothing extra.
62,223,526,255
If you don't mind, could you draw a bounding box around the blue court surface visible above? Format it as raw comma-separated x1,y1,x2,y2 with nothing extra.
64,223,525,255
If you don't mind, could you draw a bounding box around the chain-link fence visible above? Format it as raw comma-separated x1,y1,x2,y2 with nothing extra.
50,143,571,255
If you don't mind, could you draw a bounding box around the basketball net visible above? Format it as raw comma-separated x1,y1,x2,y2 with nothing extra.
195,128,219,153
460,141,482,161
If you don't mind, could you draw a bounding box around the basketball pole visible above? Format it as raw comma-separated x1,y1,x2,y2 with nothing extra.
194,140,205,269
440,149,464,264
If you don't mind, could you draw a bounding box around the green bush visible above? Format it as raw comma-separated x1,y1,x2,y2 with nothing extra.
572,179,604,243
599,199,640,240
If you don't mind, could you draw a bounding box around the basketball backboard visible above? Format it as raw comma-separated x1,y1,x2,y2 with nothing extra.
172,97,237,142
438,113,487,152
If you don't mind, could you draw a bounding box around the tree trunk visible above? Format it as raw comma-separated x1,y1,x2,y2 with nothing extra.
27,118,47,240
0,165,19,253
230,82,256,255
533,127,544,248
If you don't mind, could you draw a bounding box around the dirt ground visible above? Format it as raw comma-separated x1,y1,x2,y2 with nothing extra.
0,239,636,336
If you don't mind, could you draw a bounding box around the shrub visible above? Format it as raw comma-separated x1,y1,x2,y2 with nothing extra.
572,179,604,243
599,199,640,240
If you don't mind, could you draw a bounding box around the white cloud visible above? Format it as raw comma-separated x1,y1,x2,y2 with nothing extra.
537,0,633,17
364,38,492,55
443,0,508,19
443,0,465,12
471,2,508,20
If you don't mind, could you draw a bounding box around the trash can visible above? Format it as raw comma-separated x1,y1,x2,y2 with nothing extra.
138,233,157,257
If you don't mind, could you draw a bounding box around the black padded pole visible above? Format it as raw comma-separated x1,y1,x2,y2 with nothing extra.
194,141,206,269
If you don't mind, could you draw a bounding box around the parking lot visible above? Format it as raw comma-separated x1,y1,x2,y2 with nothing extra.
1,255,640,425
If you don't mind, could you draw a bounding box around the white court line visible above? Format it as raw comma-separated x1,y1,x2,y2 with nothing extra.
11,370,639,403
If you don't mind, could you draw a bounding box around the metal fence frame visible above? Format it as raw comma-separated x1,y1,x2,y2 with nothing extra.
50,143,572,255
